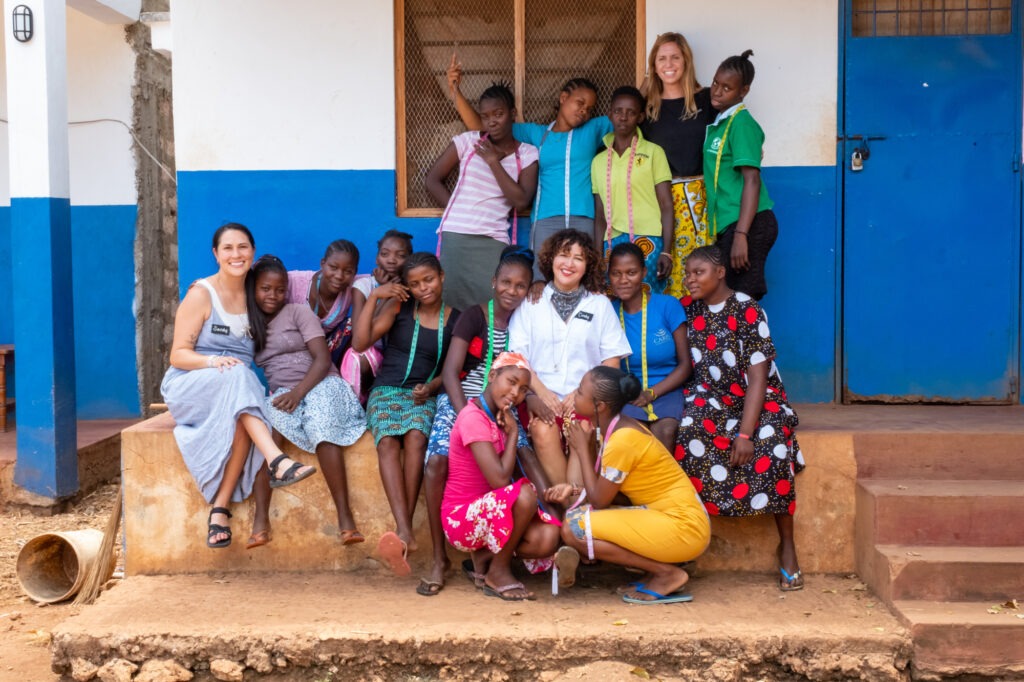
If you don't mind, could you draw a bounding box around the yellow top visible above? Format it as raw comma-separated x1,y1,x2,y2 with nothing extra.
601,425,706,519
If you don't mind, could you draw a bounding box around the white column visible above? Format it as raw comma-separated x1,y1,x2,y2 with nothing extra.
5,0,70,200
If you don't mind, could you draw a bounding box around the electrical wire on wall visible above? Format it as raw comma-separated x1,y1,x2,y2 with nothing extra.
0,116,176,185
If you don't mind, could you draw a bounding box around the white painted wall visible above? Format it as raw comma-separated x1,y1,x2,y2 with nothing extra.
0,6,137,206
171,0,395,172
647,0,838,167
66,6,136,205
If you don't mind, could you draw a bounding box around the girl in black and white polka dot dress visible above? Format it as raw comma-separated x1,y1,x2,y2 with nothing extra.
674,245,805,591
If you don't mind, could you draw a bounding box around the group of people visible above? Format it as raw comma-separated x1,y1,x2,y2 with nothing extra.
161,33,805,606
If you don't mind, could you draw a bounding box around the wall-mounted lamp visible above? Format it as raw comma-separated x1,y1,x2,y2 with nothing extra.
12,5,33,43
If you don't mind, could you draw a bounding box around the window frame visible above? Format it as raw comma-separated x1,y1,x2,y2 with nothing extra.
393,0,647,217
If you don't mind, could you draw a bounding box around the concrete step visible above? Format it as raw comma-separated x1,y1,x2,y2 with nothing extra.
866,545,1024,603
857,479,1024,547
853,432,1024,480
893,600,1024,679
52,572,913,681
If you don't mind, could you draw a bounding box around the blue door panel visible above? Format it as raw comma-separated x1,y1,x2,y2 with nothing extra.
842,2,1021,402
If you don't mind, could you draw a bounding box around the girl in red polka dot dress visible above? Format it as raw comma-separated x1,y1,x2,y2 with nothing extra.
675,244,805,590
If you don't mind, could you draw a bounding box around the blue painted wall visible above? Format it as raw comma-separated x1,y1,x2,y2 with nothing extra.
178,167,839,402
70,205,140,418
0,204,140,419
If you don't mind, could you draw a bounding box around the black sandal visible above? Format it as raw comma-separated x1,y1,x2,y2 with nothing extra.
207,506,232,549
268,454,317,489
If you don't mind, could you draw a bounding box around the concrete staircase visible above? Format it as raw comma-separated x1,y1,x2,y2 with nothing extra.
855,431,1024,679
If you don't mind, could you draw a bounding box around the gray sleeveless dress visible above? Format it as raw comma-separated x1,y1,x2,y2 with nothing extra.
160,279,269,503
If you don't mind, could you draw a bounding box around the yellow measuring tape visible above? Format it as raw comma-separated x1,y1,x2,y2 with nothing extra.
711,104,745,235
619,291,656,420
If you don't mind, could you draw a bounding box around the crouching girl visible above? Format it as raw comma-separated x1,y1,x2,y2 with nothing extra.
548,367,711,604
441,352,560,601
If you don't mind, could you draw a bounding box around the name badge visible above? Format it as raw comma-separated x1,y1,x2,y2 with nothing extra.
574,311,594,322
211,324,231,335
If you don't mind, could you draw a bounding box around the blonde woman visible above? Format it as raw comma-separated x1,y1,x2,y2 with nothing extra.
641,32,717,297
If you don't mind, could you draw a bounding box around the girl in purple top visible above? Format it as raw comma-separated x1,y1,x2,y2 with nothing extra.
248,255,368,548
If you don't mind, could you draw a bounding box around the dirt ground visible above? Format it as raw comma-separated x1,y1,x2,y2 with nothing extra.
3,483,909,682
0,482,123,682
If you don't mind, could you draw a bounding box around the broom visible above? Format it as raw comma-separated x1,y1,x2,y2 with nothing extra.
73,483,122,605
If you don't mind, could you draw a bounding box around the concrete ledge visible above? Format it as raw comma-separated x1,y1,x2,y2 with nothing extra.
123,413,857,575
122,412,432,575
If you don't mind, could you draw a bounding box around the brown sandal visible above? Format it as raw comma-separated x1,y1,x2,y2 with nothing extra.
339,529,365,546
245,529,271,550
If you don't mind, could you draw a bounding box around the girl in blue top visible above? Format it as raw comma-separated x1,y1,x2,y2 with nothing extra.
608,242,692,450
447,54,613,281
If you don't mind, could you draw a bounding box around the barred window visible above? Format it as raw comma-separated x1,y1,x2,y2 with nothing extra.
396,0,643,216
852,0,1012,37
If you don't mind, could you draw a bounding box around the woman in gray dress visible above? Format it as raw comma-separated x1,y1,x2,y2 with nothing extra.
161,223,318,549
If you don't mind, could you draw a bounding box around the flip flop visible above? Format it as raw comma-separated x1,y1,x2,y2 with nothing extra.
554,546,580,589
461,559,485,589
339,529,365,546
622,584,694,605
377,532,411,577
779,566,805,592
416,578,444,597
244,528,271,550
483,581,536,602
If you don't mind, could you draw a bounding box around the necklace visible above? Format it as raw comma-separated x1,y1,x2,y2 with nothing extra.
314,273,336,315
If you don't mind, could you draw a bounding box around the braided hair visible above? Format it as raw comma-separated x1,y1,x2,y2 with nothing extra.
401,251,443,283
494,245,535,278
718,49,756,87
687,244,727,268
378,229,413,253
323,238,359,267
589,366,643,415
479,81,515,110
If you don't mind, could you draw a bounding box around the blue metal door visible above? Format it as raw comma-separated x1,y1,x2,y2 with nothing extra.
842,1,1022,402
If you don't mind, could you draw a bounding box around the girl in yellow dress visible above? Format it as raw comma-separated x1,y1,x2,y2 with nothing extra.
546,366,711,603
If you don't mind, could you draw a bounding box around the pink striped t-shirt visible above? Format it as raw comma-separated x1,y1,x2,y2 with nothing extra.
439,131,539,243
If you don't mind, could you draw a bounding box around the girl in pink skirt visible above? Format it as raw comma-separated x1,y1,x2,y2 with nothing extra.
441,352,560,601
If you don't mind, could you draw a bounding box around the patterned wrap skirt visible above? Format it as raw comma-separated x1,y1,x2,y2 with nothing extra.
366,385,437,446
266,374,366,452
664,176,711,298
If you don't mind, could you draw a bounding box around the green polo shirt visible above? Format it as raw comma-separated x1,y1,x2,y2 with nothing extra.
591,129,672,237
703,104,773,234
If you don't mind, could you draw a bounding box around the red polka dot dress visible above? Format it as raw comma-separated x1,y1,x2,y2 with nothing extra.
674,292,804,517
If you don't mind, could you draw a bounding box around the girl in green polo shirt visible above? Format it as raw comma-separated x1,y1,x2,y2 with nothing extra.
703,50,778,301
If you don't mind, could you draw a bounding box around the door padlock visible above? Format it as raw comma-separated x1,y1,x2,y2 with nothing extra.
850,150,863,172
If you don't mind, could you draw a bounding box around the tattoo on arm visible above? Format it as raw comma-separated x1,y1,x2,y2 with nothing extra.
187,331,198,350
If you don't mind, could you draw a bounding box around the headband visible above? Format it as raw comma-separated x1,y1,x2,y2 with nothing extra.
491,351,532,374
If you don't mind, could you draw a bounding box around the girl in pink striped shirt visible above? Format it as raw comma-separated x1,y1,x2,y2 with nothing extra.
426,83,539,314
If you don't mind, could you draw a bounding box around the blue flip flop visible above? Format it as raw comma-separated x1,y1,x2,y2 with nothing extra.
622,584,694,604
